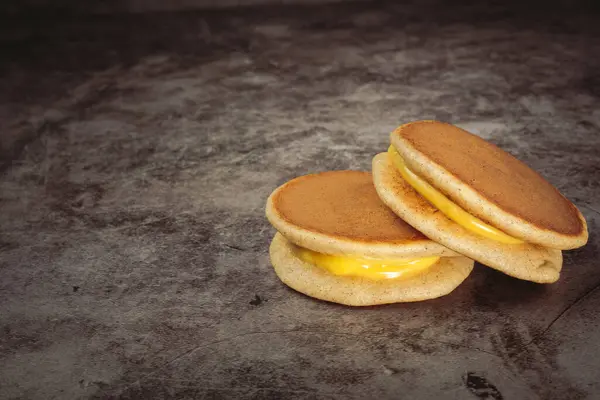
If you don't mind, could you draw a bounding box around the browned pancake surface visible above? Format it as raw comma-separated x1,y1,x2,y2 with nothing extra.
272,171,427,242
396,121,583,235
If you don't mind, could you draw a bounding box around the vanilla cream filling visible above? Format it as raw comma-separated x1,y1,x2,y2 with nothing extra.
293,245,440,280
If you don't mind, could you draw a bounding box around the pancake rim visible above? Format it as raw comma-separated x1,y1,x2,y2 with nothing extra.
390,120,588,250
270,233,474,306
266,171,460,259
372,152,563,283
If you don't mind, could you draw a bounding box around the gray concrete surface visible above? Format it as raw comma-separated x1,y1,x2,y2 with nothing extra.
3,0,370,15
1,1,600,399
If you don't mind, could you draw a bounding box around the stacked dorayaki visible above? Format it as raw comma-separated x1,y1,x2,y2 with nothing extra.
265,121,588,306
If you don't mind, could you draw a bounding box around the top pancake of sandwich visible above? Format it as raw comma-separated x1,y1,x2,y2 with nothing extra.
271,171,427,243
391,121,584,237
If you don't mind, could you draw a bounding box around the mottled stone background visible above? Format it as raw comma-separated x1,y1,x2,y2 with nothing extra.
1,1,599,399
2,0,370,15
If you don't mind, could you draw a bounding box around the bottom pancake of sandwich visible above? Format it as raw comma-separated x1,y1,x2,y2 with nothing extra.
372,153,562,283
270,233,474,306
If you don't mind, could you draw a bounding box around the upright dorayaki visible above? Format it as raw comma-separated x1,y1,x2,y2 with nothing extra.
265,171,474,306
372,120,588,283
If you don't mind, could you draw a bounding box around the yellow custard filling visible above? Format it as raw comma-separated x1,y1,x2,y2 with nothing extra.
388,146,524,245
294,246,440,280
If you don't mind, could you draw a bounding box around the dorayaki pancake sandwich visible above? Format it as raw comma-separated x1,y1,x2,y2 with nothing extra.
265,170,474,306
372,120,588,284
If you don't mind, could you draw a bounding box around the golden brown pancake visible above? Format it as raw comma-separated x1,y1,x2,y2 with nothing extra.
372,153,562,283
270,233,475,306
267,171,460,258
273,170,426,243
390,120,587,249
265,170,474,305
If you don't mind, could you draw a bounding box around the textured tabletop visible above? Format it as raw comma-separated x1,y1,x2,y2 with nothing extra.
1,1,599,399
